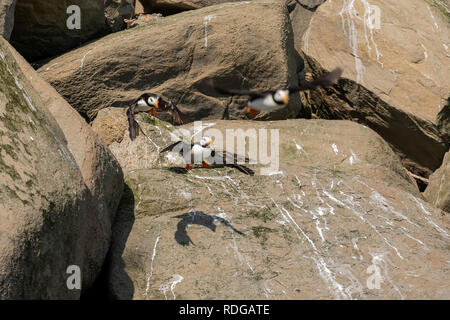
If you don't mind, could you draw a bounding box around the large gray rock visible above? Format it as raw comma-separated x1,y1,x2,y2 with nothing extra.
293,0,449,178
0,0,16,40
9,0,107,61
0,37,123,299
38,0,301,122
90,114,449,299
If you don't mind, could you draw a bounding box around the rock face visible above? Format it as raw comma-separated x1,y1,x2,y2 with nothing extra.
294,0,449,178
425,151,450,213
90,112,450,299
38,0,301,122
0,0,16,40
9,0,107,61
0,38,123,299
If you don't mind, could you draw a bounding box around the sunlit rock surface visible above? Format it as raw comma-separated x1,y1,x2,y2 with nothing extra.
91,113,449,299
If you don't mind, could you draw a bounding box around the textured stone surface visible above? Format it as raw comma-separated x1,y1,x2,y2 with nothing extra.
425,151,450,213
0,0,16,40
294,0,449,178
91,116,449,299
9,0,107,61
0,37,123,299
39,0,301,122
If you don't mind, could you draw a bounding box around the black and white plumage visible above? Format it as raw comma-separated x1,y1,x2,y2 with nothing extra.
160,136,254,175
126,93,186,141
213,67,343,115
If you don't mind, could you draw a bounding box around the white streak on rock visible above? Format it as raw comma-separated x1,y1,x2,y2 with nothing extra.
159,274,184,300
145,235,161,298
340,0,365,83
203,15,216,48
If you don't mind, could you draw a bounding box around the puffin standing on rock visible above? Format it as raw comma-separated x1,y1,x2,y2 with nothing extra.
160,136,254,176
212,67,343,116
127,93,186,140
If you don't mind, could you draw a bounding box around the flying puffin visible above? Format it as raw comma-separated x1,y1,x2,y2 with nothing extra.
160,136,254,175
126,93,186,140
213,67,343,116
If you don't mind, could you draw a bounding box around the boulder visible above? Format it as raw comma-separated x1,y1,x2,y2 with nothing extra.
425,151,450,213
294,0,449,178
38,0,301,122
9,0,107,62
91,113,449,299
0,0,15,40
0,37,123,299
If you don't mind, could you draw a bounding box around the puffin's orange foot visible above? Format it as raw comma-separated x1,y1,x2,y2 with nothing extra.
202,161,211,168
242,106,251,114
243,106,259,116
185,164,193,170
149,108,157,115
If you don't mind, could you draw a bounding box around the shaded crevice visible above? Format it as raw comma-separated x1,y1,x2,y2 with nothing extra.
81,183,136,300
137,0,195,17
297,52,447,181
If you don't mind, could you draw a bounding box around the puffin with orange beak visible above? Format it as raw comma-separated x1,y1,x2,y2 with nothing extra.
126,92,186,140
212,67,343,116
160,136,254,175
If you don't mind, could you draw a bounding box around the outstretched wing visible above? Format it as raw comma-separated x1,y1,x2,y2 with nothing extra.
210,150,254,176
289,67,343,92
126,104,140,141
229,164,255,176
160,140,191,155
160,97,187,125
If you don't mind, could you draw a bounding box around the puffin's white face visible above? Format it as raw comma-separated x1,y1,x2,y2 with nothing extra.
147,96,158,108
200,136,214,147
273,90,289,104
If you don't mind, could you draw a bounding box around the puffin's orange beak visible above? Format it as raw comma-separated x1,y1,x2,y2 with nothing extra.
281,92,289,104
206,137,215,146
154,100,159,109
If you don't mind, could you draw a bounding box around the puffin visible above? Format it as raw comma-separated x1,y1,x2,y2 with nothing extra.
213,67,343,116
160,136,254,175
126,93,186,140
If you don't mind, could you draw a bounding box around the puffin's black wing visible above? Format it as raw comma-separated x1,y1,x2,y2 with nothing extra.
289,67,343,92
213,150,254,176
160,97,187,125
228,164,255,176
160,140,192,155
126,104,140,141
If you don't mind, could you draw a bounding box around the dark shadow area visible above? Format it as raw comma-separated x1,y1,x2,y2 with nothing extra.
137,0,194,17
173,211,244,246
81,184,135,300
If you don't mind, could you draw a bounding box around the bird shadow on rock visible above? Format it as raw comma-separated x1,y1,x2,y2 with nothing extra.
173,211,244,246
81,184,136,300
